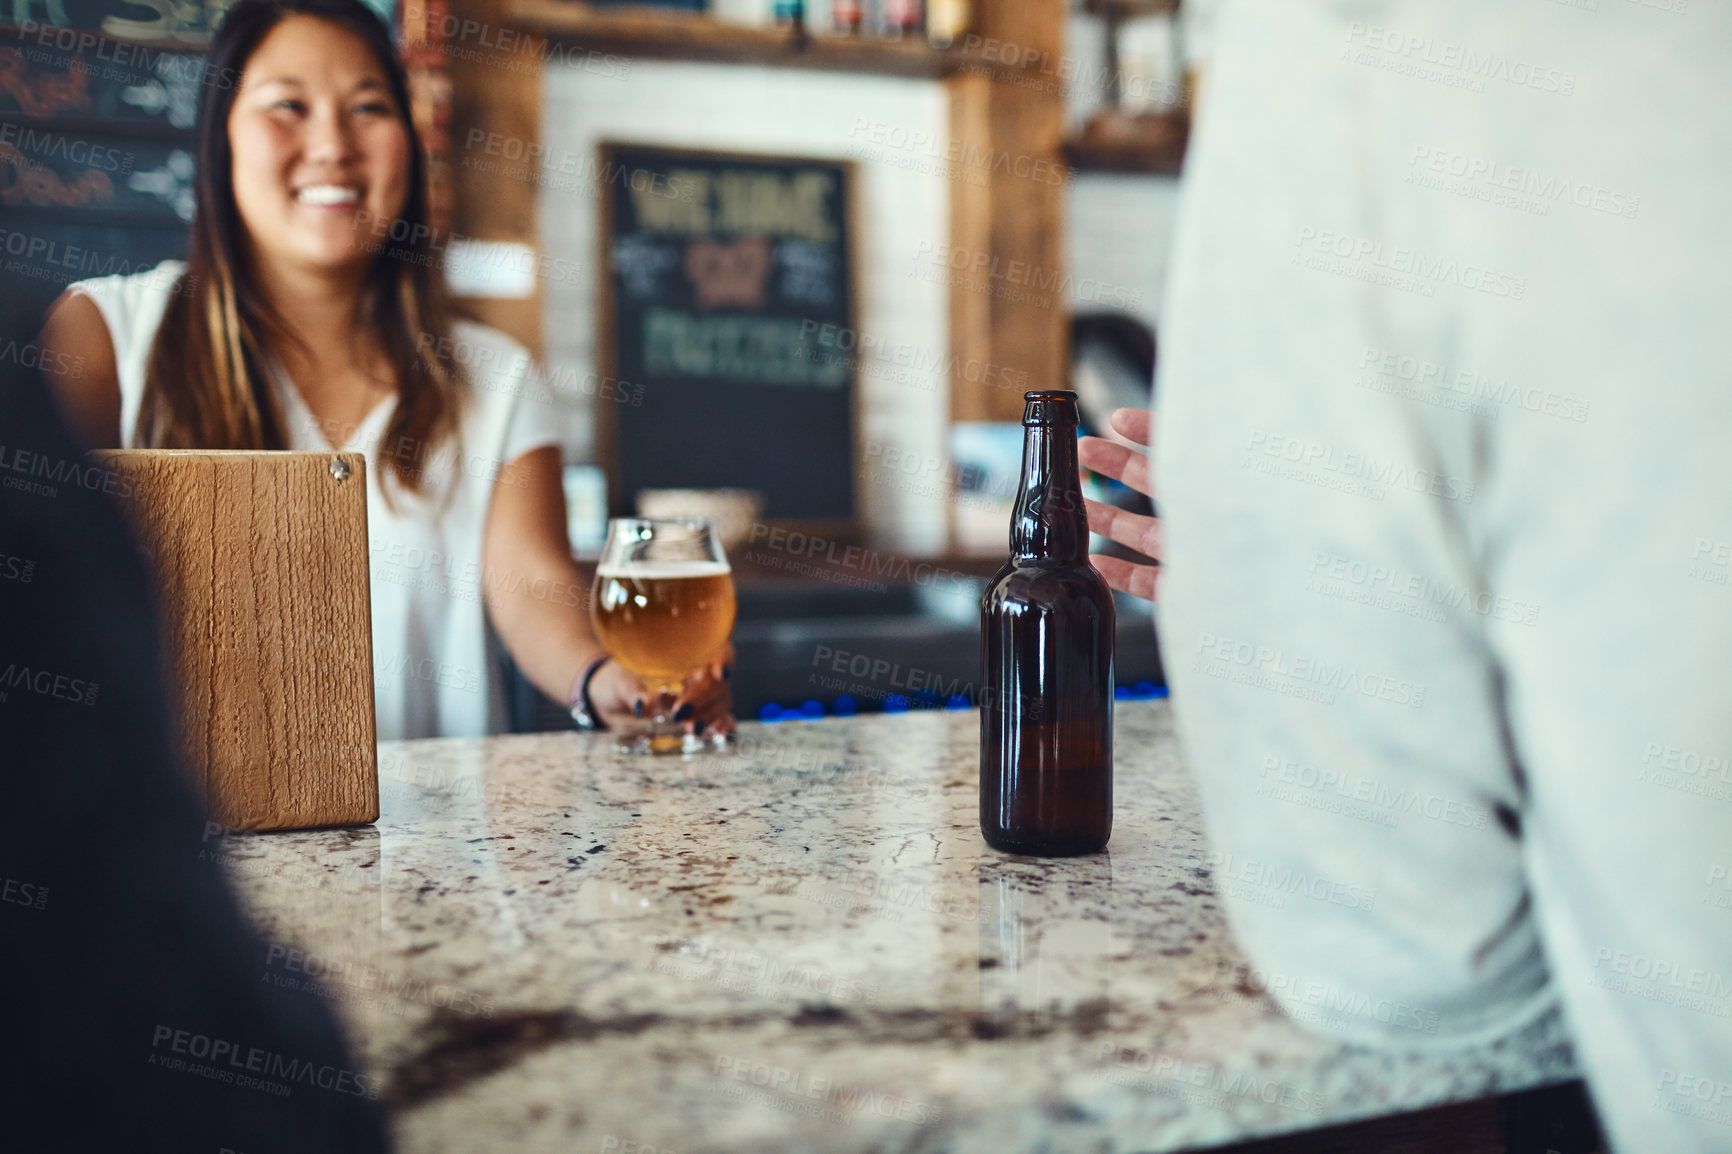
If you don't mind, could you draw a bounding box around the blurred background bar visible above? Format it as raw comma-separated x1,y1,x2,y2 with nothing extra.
0,0,1186,721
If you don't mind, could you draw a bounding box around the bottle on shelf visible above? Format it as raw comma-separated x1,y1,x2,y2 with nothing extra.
925,0,968,48
871,0,922,39
829,0,861,34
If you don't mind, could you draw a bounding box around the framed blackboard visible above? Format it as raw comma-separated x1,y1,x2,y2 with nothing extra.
0,0,393,343
599,142,858,531
0,11,204,343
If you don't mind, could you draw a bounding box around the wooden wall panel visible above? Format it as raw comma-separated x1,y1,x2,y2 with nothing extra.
444,0,546,359
986,77,1068,416
949,0,1069,425
946,68,994,424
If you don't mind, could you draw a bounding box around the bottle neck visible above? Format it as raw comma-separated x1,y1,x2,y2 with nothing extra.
1010,423,1088,562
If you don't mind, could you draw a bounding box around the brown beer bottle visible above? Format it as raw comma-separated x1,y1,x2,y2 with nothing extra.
980,390,1115,856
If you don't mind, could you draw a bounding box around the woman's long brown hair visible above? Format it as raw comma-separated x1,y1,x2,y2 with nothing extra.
137,0,458,497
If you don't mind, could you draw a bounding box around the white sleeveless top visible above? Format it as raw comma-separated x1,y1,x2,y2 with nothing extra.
72,260,560,741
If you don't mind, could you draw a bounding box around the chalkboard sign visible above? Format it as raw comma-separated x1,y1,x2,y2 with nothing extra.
600,142,857,529
0,0,391,342
0,11,203,342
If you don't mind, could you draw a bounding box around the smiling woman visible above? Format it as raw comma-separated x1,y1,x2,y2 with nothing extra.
139,3,444,483
33,0,734,743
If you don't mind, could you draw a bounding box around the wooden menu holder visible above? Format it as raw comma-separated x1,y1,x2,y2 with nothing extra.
94,450,379,832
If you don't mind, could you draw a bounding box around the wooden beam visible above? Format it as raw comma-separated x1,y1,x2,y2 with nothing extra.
443,0,546,359
948,0,1068,425
946,68,994,425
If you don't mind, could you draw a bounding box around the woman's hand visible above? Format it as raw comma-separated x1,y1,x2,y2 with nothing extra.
1077,407,1162,602
484,447,737,738
587,645,735,742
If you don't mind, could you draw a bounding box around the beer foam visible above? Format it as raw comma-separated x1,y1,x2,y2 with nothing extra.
595,561,732,579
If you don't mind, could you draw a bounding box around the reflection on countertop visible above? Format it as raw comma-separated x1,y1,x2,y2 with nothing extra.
217,702,1574,1154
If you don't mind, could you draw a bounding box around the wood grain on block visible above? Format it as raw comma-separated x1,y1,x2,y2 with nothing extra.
94,450,378,831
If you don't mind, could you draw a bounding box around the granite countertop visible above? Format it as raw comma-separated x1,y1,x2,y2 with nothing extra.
219,701,1575,1153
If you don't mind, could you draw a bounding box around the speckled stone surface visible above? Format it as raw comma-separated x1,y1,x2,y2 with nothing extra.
220,701,1575,1153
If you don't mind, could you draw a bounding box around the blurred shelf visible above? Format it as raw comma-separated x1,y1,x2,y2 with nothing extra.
0,112,194,140
0,21,210,50
1078,0,1181,15
506,0,1018,79
1063,109,1188,175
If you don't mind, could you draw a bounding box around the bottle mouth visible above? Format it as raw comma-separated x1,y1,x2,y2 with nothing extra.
1022,390,1080,426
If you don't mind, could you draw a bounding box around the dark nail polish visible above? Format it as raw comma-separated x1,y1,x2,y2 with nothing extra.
723,664,733,681
634,699,644,718
674,703,695,722
694,719,707,736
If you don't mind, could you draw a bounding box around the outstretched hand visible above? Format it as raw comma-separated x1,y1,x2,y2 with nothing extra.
589,645,735,741
1078,407,1161,602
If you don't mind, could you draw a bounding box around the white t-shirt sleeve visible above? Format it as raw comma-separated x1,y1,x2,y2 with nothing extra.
501,361,561,465
451,320,561,466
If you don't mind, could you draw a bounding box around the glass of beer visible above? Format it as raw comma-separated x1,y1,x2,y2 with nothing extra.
591,517,736,754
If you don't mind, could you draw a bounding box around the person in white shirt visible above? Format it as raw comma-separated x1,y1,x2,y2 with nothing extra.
37,0,732,743
1081,2,1732,1151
